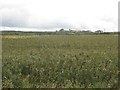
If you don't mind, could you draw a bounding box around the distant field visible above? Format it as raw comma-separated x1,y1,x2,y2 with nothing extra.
2,34,118,88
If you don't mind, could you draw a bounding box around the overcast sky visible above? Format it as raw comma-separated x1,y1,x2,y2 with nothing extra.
0,0,119,32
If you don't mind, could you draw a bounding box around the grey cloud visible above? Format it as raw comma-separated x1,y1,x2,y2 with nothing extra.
1,4,88,30
39,22,77,29
28,21,83,30
101,17,114,22
2,16,27,27
1,5,30,27
1,4,83,29
100,16,117,25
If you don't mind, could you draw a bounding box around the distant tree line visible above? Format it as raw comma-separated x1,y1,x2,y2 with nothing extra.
1,29,119,35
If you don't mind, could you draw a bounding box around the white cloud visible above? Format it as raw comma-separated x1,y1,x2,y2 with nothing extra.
0,0,119,31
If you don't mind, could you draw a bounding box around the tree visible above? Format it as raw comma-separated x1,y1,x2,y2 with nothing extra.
95,30,103,33
59,29,65,32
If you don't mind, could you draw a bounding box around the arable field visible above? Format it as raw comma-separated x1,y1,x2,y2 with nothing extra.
2,35,118,88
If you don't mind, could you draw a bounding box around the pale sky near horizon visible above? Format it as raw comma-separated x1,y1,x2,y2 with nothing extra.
0,0,119,32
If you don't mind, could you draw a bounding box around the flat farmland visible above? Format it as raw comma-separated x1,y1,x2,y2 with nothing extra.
2,35,118,88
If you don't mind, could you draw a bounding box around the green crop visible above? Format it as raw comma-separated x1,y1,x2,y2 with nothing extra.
2,35,118,88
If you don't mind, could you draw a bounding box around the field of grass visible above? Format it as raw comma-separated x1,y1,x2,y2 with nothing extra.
2,34,118,88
